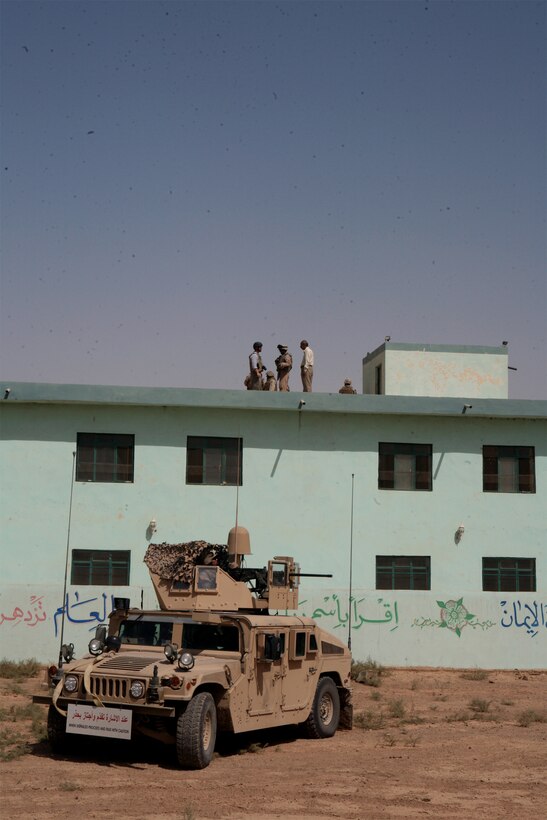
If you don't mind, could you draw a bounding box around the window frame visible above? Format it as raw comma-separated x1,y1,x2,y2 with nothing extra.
76,433,135,483
186,435,242,486
71,549,131,585
482,557,536,592
482,445,535,493
378,443,432,491
376,555,431,590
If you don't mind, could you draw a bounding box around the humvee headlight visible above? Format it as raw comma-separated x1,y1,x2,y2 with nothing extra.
178,652,195,671
63,675,78,693
164,643,178,663
130,680,145,699
88,638,104,656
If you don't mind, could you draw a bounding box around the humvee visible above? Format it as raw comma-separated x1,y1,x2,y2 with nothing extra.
34,527,352,769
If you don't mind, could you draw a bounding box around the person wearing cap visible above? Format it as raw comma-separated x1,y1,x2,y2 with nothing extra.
264,371,277,391
248,341,266,390
300,340,314,392
275,344,293,391
339,378,357,394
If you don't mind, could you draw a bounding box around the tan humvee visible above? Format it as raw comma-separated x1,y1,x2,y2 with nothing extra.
34,528,352,769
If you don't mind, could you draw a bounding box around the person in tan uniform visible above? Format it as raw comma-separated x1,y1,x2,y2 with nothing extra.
339,378,357,394
248,342,265,390
300,340,314,392
264,371,277,391
275,344,292,391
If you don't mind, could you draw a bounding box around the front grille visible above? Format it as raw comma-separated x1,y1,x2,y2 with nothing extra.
97,655,158,672
89,676,129,699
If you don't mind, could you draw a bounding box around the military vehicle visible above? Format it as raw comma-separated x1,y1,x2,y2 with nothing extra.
34,527,352,769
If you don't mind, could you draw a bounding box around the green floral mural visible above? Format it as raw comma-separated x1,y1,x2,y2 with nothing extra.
413,598,496,637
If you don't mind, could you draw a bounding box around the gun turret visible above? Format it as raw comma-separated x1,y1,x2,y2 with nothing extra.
144,527,329,614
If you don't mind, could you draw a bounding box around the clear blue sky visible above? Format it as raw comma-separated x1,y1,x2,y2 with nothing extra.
1,1,545,397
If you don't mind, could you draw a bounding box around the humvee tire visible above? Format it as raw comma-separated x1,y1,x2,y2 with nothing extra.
176,692,217,769
304,676,340,739
47,705,69,753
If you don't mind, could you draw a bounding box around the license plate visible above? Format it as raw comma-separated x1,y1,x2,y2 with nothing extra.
66,704,132,739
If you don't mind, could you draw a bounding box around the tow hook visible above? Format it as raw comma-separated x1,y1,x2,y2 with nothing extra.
148,665,161,703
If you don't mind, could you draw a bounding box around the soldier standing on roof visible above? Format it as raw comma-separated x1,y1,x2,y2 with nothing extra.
275,344,292,391
248,342,266,390
300,340,314,392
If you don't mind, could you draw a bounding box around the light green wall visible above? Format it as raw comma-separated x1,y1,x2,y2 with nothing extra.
1,399,545,666
363,343,509,398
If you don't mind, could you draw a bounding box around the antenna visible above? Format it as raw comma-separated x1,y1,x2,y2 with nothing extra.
347,473,355,650
234,436,241,561
58,451,76,668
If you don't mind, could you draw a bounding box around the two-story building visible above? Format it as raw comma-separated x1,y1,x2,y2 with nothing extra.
1,342,545,667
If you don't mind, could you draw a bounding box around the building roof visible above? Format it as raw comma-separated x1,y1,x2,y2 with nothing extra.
1,381,546,419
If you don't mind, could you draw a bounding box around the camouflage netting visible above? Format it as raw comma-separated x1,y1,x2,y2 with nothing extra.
144,541,231,585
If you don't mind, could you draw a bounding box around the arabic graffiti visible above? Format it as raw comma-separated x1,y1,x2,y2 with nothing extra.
500,600,546,639
412,597,496,637
0,595,47,627
1,590,118,635
299,595,400,631
53,591,116,637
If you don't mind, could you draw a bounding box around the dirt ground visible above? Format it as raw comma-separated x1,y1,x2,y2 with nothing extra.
1,668,546,819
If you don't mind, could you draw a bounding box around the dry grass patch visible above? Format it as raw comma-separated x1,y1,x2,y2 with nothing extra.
351,658,388,688
460,669,488,681
388,698,406,719
354,709,386,730
469,698,492,713
0,659,40,681
517,709,546,727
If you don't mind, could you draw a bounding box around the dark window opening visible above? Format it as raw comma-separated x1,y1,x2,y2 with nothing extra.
375,364,382,395
483,446,535,493
376,556,431,590
295,632,306,657
119,618,173,646
182,623,240,652
482,558,536,592
71,550,130,585
379,443,432,491
321,640,344,655
76,433,134,483
186,436,242,485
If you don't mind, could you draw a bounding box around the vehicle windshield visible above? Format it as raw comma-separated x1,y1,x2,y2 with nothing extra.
182,623,239,652
119,618,174,646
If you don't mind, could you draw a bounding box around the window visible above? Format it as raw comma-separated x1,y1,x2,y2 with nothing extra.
182,623,240,652
375,364,382,395
482,558,536,592
376,556,431,590
289,630,307,659
186,436,242,485
71,550,130,585
76,433,134,482
482,446,535,493
120,617,174,646
378,443,432,490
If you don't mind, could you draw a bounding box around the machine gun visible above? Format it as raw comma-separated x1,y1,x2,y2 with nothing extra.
144,526,332,614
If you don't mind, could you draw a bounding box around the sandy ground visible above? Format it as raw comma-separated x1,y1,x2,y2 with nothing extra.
1,668,546,819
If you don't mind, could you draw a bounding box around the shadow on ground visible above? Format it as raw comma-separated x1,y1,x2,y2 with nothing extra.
29,724,302,770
